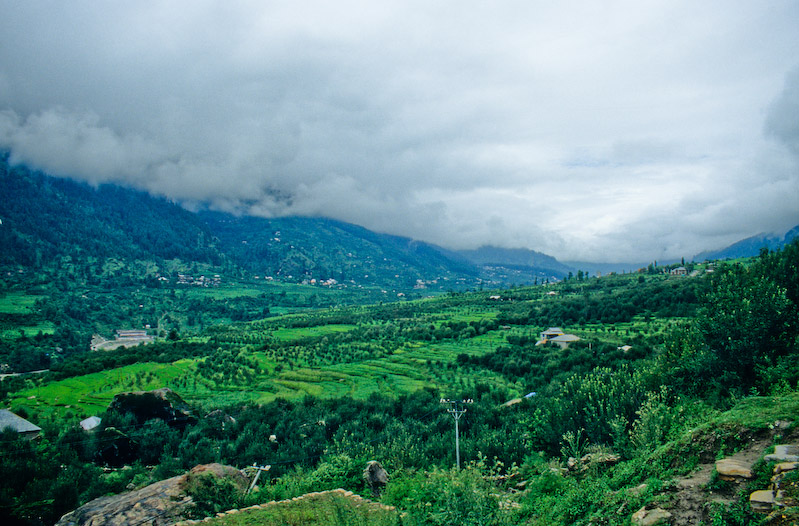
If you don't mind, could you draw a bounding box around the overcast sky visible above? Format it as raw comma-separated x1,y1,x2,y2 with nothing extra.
1,1,797,262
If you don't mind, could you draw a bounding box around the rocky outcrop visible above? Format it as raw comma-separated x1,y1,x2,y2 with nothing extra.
363,460,389,497
55,463,246,526
566,452,620,474
109,388,197,429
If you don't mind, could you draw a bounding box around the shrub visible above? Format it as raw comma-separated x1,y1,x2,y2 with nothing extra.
383,466,502,526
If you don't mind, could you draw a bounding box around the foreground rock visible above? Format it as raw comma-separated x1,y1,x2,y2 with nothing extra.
715,458,753,481
632,506,672,526
764,444,799,463
55,464,247,526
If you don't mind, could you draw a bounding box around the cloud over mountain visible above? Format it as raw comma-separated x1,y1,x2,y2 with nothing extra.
1,1,797,261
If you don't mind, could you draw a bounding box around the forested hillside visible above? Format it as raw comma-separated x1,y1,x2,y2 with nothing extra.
201,212,479,289
694,225,799,261
0,154,223,267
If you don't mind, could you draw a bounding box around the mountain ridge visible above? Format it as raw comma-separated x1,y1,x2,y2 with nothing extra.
0,156,572,289
694,225,799,261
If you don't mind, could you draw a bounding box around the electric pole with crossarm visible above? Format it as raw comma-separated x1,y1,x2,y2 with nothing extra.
441,398,473,469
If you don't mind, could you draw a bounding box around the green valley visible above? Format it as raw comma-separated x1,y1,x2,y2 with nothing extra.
1,160,798,526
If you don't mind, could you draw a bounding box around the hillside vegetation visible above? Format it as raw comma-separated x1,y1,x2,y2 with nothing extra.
0,239,797,525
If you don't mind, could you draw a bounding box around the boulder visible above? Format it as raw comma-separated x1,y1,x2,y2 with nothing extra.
715,458,753,481
632,506,672,526
55,463,245,526
363,461,389,497
95,427,138,467
109,388,197,429
581,452,620,466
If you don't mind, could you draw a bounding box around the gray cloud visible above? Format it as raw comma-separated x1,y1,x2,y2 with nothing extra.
766,67,799,156
1,1,798,262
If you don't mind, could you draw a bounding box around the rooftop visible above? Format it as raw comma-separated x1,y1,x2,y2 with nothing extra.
0,409,41,434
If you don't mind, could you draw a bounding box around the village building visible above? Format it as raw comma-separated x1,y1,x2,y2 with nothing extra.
538,327,565,340
536,327,581,349
670,266,688,276
80,416,102,432
0,409,41,439
91,329,154,351
549,334,581,349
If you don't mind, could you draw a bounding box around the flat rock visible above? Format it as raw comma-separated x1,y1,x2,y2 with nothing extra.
774,462,799,474
632,507,672,526
750,490,777,513
764,445,799,463
715,458,753,480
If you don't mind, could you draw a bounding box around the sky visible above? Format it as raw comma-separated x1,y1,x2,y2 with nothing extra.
1,1,797,263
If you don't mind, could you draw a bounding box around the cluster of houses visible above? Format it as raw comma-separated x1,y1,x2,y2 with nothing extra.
304,278,339,286
0,409,102,440
91,329,154,351
176,274,222,287
413,278,441,289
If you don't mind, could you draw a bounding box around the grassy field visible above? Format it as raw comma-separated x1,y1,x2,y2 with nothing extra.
0,321,56,339
8,324,518,418
9,361,196,418
0,291,41,314
0,291,56,338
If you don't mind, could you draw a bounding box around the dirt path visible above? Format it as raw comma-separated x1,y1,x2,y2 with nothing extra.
666,436,774,525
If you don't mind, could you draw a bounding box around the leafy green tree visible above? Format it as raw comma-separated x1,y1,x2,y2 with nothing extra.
696,264,793,393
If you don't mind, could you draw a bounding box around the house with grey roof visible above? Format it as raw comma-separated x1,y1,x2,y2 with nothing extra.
536,327,581,349
0,409,41,439
80,415,102,432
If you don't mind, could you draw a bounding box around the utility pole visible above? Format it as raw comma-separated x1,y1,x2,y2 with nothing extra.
441,398,473,469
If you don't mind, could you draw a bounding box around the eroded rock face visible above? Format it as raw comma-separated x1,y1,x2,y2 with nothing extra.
109,388,197,429
55,463,246,526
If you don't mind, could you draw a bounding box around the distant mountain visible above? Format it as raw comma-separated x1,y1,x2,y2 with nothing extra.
200,212,479,288
457,246,573,280
0,155,579,289
0,155,480,290
694,226,799,261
